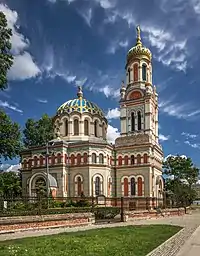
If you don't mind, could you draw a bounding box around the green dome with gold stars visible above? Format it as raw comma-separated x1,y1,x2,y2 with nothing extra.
57,86,105,118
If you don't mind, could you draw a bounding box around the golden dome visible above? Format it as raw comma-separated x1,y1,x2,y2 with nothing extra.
127,26,152,61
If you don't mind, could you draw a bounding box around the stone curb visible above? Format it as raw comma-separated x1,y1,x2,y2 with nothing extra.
146,228,185,256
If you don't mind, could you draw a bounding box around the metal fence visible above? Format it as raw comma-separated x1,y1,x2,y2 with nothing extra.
0,196,174,222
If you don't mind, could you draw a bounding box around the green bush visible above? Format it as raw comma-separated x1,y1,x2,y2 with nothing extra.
93,207,120,220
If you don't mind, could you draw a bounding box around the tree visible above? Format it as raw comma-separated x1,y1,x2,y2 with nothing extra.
163,155,199,206
0,110,22,163
0,11,13,90
0,171,22,197
23,114,54,147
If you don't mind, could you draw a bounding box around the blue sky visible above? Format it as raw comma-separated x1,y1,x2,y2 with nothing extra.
1,0,200,169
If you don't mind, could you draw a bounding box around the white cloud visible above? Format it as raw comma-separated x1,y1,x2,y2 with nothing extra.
164,154,187,161
3,164,21,172
107,124,120,143
8,52,41,80
0,4,40,81
106,108,120,119
99,85,120,98
159,99,200,120
0,100,23,113
95,0,116,9
159,134,170,141
107,39,129,54
181,132,198,139
184,140,200,149
37,99,48,104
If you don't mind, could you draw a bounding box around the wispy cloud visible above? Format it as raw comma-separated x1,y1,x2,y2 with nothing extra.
106,108,120,119
78,8,93,27
107,124,120,143
37,99,48,104
181,132,198,139
159,99,200,120
107,39,129,54
184,140,200,149
0,100,23,113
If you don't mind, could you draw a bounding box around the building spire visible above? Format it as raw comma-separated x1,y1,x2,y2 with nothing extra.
136,25,142,46
77,85,83,98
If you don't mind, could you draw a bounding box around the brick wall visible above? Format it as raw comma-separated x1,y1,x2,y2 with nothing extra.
0,213,95,233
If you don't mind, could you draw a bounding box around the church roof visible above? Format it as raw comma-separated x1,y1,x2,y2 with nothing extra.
57,86,105,118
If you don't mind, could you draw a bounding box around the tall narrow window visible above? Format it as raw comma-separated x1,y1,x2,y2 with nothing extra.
142,64,147,81
143,153,148,163
65,120,68,136
128,68,131,83
84,119,89,135
71,154,75,165
74,119,79,135
23,160,27,169
28,159,32,169
131,155,135,165
40,156,43,166
57,153,62,164
137,154,141,164
94,120,98,137
124,178,128,196
137,111,142,130
133,63,138,81
83,153,88,164
51,154,55,165
130,178,136,196
92,153,97,163
34,156,37,167
95,177,100,196
77,177,82,196
118,156,122,166
77,154,81,165
124,155,129,165
99,153,104,164
138,177,143,196
102,123,106,140
131,112,135,132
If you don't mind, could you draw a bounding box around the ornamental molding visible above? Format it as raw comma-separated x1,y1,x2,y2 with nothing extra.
115,134,150,147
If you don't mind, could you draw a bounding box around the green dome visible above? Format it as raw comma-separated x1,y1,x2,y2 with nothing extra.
57,87,105,117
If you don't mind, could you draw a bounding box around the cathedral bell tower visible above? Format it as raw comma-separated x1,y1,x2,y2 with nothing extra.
120,26,159,144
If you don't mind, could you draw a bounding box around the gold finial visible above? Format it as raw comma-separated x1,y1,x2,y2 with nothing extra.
136,25,142,46
77,85,83,98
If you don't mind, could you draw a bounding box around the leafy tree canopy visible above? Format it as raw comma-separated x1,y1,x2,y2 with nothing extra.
23,114,54,147
163,155,199,206
0,110,22,163
0,171,22,197
0,11,13,90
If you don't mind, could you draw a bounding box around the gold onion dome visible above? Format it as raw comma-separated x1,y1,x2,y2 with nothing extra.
57,86,105,118
127,25,152,61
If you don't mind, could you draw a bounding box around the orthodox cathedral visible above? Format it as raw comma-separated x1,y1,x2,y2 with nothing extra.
20,26,164,205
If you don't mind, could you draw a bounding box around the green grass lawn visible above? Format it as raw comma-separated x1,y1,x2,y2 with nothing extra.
0,225,181,256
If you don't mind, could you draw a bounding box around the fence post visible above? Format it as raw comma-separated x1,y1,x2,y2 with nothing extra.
120,197,124,222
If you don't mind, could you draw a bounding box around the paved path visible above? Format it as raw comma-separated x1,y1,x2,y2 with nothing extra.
1,211,200,255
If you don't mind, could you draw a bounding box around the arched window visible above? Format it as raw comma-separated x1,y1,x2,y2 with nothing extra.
83,153,88,164
142,64,147,81
133,63,138,81
131,155,135,165
102,123,106,140
95,177,100,196
24,160,27,169
143,153,148,163
92,153,97,163
57,153,62,164
65,120,68,136
51,154,55,165
128,68,131,83
130,177,136,196
74,119,79,135
39,156,43,166
28,159,32,169
118,156,122,166
77,177,82,196
99,153,104,164
110,156,112,166
71,154,75,165
138,111,142,130
94,120,98,137
124,178,128,196
84,119,89,136
131,112,135,132
124,155,129,165
77,154,81,165
138,177,143,196
34,156,37,167
137,154,141,164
